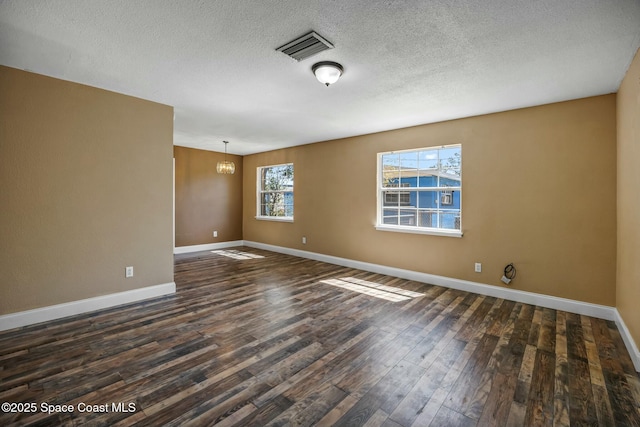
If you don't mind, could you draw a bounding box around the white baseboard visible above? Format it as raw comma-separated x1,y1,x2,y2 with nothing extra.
0,282,176,332
174,240,244,254
245,241,640,371
614,309,640,372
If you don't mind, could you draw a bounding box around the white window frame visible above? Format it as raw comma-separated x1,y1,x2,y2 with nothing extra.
256,163,294,222
376,144,462,237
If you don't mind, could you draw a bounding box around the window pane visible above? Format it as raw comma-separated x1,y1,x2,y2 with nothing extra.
418,209,436,228
399,209,417,226
440,176,460,187
283,192,294,217
382,208,399,225
399,151,418,170
261,193,283,216
382,154,400,188
383,191,399,207
439,146,461,177
404,191,417,207
417,173,438,188
439,210,461,230
399,152,418,187
417,190,437,209
399,174,418,189
263,165,293,191
418,150,438,171
263,168,277,190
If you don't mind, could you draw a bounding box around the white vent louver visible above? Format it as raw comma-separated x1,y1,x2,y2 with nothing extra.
276,31,334,62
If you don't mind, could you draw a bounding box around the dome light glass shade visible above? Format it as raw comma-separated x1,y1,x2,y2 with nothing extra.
312,61,343,86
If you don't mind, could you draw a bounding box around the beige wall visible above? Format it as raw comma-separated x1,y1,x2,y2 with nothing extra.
174,146,243,246
0,63,626,341
617,49,640,347
0,66,174,315
244,95,617,306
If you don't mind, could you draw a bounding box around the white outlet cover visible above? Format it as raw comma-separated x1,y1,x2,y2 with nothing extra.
474,263,482,273
125,266,134,277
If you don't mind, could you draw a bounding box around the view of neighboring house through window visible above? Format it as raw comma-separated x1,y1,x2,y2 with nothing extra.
257,163,294,221
377,144,461,235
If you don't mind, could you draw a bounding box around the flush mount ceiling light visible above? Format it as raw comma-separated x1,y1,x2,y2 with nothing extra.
312,61,343,86
216,140,235,174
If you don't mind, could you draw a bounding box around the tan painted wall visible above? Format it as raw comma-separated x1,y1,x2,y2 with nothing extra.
174,146,243,246
244,95,617,306
617,48,640,347
0,66,174,315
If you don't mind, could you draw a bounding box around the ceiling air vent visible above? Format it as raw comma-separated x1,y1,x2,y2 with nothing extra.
276,31,334,62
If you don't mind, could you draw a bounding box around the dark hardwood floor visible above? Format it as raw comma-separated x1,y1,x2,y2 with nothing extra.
1,247,639,426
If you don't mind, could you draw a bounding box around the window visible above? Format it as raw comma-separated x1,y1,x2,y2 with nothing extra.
377,144,461,236
384,183,411,206
257,163,294,221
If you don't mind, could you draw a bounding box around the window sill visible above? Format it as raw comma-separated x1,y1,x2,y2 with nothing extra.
375,224,463,238
255,216,294,223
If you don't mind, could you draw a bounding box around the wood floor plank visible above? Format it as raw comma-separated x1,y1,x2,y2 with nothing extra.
475,372,516,427
0,247,639,426
416,297,485,372
581,314,615,426
239,394,294,427
430,405,476,427
409,386,449,427
524,349,555,426
265,381,347,426
444,332,500,414
591,317,640,426
465,302,522,420
389,338,466,426
475,303,533,426
438,299,505,394
315,394,359,426
553,310,571,427
333,360,424,426
514,344,536,405
454,296,496,342
505,401,526,427
331,329,423,400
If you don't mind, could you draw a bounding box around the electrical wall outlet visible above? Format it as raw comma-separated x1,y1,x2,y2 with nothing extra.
213,230,218,237
125,266,134,278
475,263,482,273
302,236,307,244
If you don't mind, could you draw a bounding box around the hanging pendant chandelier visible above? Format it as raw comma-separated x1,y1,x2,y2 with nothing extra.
216,140,235,174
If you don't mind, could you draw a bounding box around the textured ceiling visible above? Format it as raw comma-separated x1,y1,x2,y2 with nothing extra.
1,0,639,155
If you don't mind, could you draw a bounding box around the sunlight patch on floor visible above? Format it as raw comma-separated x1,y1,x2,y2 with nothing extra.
320,277,424,302
211,249,265,260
